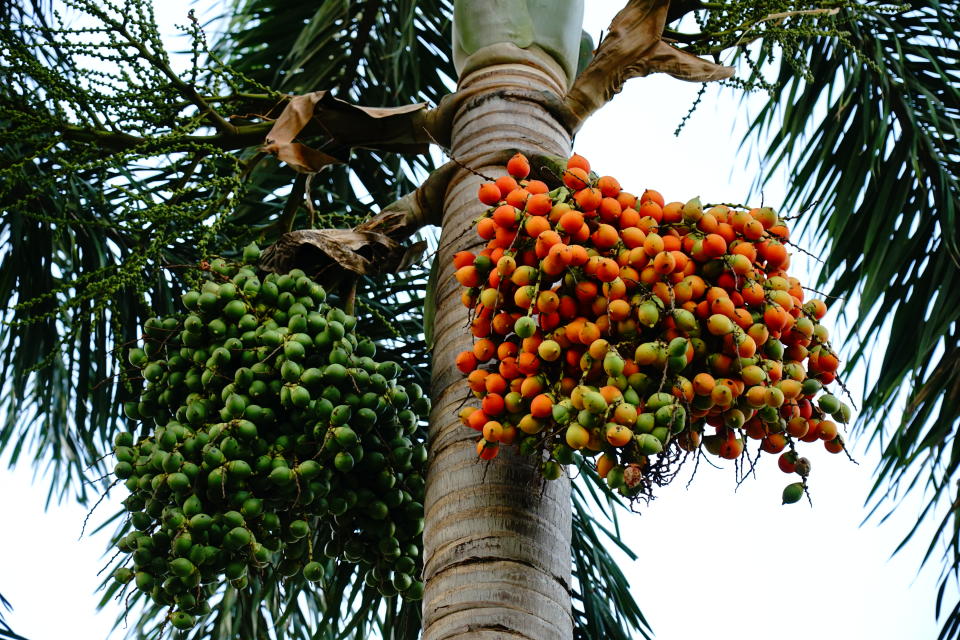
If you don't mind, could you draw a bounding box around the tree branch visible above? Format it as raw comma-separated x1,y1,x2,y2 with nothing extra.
83,3,237,136
59,123,273,153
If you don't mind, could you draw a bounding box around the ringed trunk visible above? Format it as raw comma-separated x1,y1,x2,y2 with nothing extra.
423,53,575,639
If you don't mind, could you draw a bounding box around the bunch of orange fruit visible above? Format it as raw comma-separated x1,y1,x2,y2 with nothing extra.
454,153,850,501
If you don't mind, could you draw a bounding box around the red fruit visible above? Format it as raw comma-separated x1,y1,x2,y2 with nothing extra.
478,182,502,205
641,188,665,208
567,153,590,172
507,153,531,179
761,433,787,454
824,437,844,454
525,192,553,216
493,205,518,228
778,452,798,473
453,251,475,269
495,175,518,197
564,167,590,190
477,439,499,459
718,435,744,459
597,176,621,198
455,351,478,373
482,393,505,416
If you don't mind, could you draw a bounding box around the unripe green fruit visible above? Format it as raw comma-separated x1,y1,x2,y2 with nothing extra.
818,393,841,414
134,571,155,592
299,561,324,582
169,558,195,577
541,460,563,480
242,242,261,264
782,482,805,505
113,567,134,584
288,520,309,539
514,316,536,338
224,527,252,550
117,262,430,610
635,433,663,455
170,611,196,630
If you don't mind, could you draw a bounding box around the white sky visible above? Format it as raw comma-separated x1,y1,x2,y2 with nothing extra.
0,2,953,640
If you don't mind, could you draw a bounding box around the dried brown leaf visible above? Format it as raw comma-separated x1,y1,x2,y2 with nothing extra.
259,229,425,282
564,0,733,130
260,91,440,173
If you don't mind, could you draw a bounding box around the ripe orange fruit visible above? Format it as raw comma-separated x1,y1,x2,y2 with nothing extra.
495,175,518,197
524,215,551,238
507,152,531,179
574,187,602,211
567,153,590,172
641,188,665,208
530,393,553,418
456,350,478,373
482,392,505,416
661,201,683,224
592,224,619,250
478,182,502,205
596,258,620,283
597,175,621,197
563,167,590,190
606,424,632,447
505,188,529,210
598,197,622,222
526,179,549,195
525,192,553,216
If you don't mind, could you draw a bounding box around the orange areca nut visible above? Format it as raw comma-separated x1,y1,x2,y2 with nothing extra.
451,152,849,504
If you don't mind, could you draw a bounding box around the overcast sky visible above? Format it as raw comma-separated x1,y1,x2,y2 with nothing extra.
1,2,953,639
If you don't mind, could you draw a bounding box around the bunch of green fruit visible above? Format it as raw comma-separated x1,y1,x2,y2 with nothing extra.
110,246,430,630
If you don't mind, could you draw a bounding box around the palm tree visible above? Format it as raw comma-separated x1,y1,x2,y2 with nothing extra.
2,0,957,638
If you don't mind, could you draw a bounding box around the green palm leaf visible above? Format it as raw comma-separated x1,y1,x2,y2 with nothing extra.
0,593,28,640
746,2,960,636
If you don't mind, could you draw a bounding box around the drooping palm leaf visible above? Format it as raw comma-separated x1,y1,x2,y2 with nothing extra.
0,593,28,640
571,465,653,640
745,2,960,636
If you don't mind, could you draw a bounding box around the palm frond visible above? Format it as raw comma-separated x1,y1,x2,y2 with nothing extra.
0,593,28,640
746,2,960,636
571,464,653,640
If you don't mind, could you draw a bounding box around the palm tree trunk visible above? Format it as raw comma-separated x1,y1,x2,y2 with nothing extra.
423,56,574,639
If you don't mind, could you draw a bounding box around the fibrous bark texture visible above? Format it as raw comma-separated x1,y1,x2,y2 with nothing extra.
423,51,574,640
